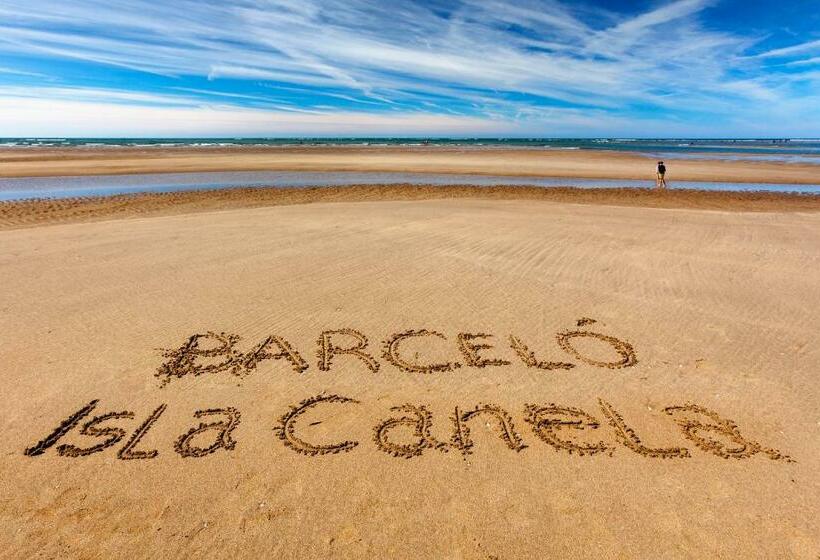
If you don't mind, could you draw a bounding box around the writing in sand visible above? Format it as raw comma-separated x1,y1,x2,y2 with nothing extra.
22,319,794,464
153,318,637,386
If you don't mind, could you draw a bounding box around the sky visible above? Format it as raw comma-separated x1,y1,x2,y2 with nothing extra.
0,0,819,137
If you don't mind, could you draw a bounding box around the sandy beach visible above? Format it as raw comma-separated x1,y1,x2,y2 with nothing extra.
5,0,820,556
2,146,820,184
1,192,819,559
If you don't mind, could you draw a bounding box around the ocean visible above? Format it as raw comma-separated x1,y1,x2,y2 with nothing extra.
2,137,820,161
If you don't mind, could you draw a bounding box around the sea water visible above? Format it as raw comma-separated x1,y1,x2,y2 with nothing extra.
1,171,818,201
1,136,820,159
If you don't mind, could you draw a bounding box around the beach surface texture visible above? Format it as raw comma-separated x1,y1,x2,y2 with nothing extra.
2,146,820,184
1,186,819,558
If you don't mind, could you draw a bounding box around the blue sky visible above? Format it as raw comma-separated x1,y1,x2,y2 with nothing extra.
0,0,819,137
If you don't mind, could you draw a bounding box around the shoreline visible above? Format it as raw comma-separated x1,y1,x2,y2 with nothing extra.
4,170,819,202
2,183,819,230
2,146,819,184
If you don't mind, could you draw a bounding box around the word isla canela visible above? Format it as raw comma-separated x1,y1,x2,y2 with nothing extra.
24,394,792,462
155,318,636,386
23,318,793,464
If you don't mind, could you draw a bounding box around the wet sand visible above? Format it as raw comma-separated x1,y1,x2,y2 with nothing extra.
2,146,819,184
2,184,820,230
1,194,819,559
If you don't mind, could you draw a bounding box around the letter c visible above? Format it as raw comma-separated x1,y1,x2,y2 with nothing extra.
382,330,461,373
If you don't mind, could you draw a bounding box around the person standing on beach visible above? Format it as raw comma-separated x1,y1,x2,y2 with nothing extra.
656,161,667,189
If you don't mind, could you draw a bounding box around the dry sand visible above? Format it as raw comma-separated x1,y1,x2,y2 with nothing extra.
1,193,819,559
2,145,820,184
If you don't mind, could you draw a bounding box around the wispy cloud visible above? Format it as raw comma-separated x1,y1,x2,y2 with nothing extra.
753,38,820,59
786,56,820,67
0,0,818,136
0,85,204,106
0,66,49,78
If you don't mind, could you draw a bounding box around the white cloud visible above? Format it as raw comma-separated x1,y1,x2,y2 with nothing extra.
754,39,820,59
2,88,818,137
0,96,501,136
786,56,820,67
0,66,49,78
0,86,202,106
0,0,817,135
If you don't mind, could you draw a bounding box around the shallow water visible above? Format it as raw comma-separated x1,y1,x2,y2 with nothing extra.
0,171,818,201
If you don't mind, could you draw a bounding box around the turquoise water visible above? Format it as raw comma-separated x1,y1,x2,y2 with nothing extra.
3,137,820,159
1,171,817,201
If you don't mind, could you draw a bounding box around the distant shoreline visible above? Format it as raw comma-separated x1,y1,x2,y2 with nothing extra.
2,146,819,184
2,137,819,146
